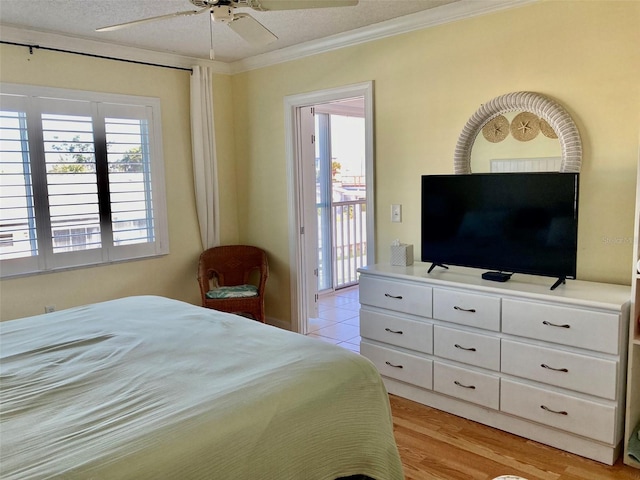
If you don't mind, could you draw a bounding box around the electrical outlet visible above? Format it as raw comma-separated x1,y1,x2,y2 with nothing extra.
391,204,402,223
45,305,56,313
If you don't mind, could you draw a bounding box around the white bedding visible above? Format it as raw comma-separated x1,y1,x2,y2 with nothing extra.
0,295,403,480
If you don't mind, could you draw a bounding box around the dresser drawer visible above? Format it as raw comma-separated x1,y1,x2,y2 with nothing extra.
433,361,499,409
360,342,433,389
433,288,501,331
502,299,620,354
360,309,433,354
359,276,433,318
501,339,618,400
500,379,616,444
433,325,500,371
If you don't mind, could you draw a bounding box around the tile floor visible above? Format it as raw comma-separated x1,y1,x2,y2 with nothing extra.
306,286,361,353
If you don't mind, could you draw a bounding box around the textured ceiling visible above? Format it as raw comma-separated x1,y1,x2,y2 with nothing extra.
0,0,462,63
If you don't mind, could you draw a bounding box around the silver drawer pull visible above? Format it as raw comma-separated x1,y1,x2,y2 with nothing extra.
384,293,403,300
540,405,568,415
541,363,569,373
384,328,403,334
385,361,404,369
454,380,476,389
542,320,571,329
453,305,476,313
454,343,477,352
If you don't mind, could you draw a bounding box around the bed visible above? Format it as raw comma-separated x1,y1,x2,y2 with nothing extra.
0,295,403,480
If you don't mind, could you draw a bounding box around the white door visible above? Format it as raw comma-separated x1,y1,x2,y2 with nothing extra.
299,105,320,321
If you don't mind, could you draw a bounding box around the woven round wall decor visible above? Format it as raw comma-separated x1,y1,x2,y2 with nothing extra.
481,115,509,143
510,111,540,142
540,118,558,139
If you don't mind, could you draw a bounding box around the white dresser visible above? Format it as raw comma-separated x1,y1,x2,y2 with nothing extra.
358,264,630,465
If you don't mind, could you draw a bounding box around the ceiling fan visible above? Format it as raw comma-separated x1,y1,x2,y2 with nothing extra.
97,0,359,58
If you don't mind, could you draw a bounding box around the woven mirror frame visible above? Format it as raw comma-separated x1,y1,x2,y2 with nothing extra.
453,91,582,174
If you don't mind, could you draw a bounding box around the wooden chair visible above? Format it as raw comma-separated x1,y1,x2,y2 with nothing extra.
197,245,269,322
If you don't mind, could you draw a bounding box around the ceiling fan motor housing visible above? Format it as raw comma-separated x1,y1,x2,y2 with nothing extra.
211,5,235,23
190,0,236,6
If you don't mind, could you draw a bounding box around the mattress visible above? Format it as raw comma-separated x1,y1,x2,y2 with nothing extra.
0,295,403,480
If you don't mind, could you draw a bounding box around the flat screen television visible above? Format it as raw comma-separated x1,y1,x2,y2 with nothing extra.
421,172,579,289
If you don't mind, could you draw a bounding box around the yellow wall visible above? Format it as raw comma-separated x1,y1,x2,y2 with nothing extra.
0,46,239,320
231,0,640,326
1,1,639,327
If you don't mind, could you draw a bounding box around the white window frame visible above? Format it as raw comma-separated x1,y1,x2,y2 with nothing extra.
0,83,169,278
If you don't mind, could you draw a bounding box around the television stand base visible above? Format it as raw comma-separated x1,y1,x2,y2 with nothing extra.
550,276,566,291
481,271,512,283
427,263,449,274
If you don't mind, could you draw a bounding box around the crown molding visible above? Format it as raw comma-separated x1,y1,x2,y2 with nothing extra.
0,0,536,76
0,24,232,74
229,0,537,74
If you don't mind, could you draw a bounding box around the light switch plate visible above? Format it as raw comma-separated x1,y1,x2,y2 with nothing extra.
391,204,402,223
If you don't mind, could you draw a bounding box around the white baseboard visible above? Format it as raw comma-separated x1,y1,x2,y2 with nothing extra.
266,316,291,331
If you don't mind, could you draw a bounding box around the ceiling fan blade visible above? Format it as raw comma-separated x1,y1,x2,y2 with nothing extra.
246,0,358,11
96,8,209,32
228,14,278,46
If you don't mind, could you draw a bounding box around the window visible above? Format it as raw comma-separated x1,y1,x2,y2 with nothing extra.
0,84,169,277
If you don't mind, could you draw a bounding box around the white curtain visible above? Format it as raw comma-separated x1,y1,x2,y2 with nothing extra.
190,65,220,249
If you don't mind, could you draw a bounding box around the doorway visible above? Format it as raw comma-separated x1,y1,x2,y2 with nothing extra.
314,99,367,293
284,82,375,334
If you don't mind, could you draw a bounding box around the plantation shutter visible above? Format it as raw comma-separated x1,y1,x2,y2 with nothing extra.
0,84,168,278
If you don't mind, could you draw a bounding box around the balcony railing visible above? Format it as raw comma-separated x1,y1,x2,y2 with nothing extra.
324,199,367,289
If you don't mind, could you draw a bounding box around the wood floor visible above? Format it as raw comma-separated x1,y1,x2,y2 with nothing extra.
389,394,640,480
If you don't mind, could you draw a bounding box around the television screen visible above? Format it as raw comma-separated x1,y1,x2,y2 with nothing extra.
421,172,579,282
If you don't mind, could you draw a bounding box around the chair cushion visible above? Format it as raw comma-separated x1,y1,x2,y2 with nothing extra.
206,284,258,299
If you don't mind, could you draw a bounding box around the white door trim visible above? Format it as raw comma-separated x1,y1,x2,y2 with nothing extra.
284,81,375,334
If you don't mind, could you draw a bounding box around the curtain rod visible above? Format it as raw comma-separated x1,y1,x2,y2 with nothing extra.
1,40,193,73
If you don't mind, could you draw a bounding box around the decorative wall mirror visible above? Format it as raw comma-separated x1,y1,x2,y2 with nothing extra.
453,91,582,174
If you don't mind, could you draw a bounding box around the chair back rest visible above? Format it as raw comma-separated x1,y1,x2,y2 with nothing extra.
198,245,268,288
